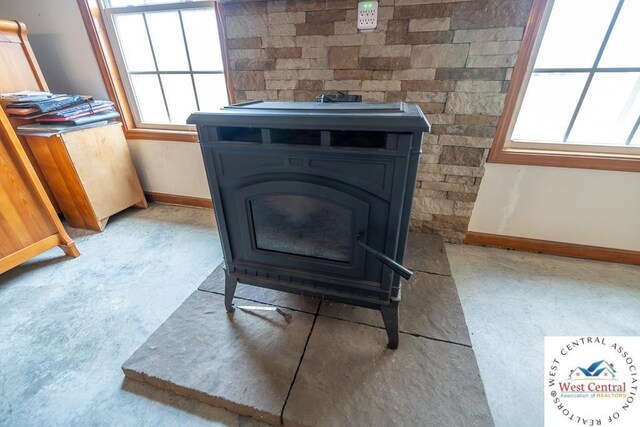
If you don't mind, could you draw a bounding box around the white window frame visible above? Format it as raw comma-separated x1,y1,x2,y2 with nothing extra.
100,0,225,131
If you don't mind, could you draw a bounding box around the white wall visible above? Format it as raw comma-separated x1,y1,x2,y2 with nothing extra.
469,163,640,251
0,0,210,199
0,0,108,99
127,140,209,198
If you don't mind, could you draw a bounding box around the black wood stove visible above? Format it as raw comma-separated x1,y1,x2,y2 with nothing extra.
188,101,430,349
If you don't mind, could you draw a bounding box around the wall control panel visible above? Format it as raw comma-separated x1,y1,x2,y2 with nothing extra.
357,1,378,31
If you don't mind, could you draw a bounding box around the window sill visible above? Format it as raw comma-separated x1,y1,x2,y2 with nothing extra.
488,145,640,173
124,126,199,142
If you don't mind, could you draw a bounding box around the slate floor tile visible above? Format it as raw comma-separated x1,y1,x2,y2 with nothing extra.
405,232,452,276
123,290,314,425
319,270,472,346
282,316,492,427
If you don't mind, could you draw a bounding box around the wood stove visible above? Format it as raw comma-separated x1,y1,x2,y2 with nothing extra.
188,101,430,349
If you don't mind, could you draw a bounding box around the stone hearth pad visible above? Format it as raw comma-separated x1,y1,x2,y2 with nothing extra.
124,233,490,425
122,290,315,425
199,263,320,314
282,316,492,427
318,271,471,346
405,231,452,276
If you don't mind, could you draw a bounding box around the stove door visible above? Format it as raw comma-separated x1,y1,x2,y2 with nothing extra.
230,181,369,278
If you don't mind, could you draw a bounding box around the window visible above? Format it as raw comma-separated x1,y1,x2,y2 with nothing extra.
77,0,234,141
101,0,229,130
490,0,640,171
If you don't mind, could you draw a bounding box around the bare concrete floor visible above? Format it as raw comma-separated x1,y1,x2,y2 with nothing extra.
446,244,640,427
1,204,639,426
0,205,256,426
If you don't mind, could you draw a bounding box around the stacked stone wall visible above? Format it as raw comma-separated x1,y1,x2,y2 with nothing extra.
221,0,532,241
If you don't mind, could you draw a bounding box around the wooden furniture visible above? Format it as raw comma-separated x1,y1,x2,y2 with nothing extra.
0,19,59,210
0,20,47,93
23,123,147,231
0,107,79,274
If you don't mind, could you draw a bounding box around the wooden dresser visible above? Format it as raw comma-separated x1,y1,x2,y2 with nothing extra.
23,123,147,231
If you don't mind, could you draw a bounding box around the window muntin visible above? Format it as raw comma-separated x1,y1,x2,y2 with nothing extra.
101,0,228,129
511,0,640,148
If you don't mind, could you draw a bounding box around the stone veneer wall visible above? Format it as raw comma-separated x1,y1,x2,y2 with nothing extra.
219,0,533,242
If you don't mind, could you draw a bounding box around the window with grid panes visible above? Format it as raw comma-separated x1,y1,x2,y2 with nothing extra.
511,0,640,147
101,0,228,129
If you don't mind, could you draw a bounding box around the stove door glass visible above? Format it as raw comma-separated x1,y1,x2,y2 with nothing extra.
251,194,352,262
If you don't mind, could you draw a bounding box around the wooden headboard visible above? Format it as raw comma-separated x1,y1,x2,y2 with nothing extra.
0,20,78,272
0,19,48,93
0,100,79,273
0,19,61,210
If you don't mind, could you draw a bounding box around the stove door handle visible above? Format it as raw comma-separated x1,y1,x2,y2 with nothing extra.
356,236,413,280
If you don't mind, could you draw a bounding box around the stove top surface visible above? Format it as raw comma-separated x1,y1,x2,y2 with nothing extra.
188,101,430,133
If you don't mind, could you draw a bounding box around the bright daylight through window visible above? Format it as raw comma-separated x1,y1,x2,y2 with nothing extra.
511,0,640,147
102,0,228,129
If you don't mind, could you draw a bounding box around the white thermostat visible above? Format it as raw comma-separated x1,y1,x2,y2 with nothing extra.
358,1,378,31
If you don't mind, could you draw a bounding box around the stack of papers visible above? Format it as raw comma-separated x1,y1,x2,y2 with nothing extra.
15,121,114,137
35,100,117,124
1,91,55,102
1,90,120,135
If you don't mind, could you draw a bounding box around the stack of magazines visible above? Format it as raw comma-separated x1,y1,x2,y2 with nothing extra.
1,91,119,135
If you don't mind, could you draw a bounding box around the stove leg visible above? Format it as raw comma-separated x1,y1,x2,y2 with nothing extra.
380,300,399,349
224,270,237,312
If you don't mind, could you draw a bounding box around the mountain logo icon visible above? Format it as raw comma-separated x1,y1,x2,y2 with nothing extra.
568,360,616,380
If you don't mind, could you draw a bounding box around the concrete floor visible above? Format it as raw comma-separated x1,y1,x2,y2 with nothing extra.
446,244,640,427
0,205,257,426
1,204,639,426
